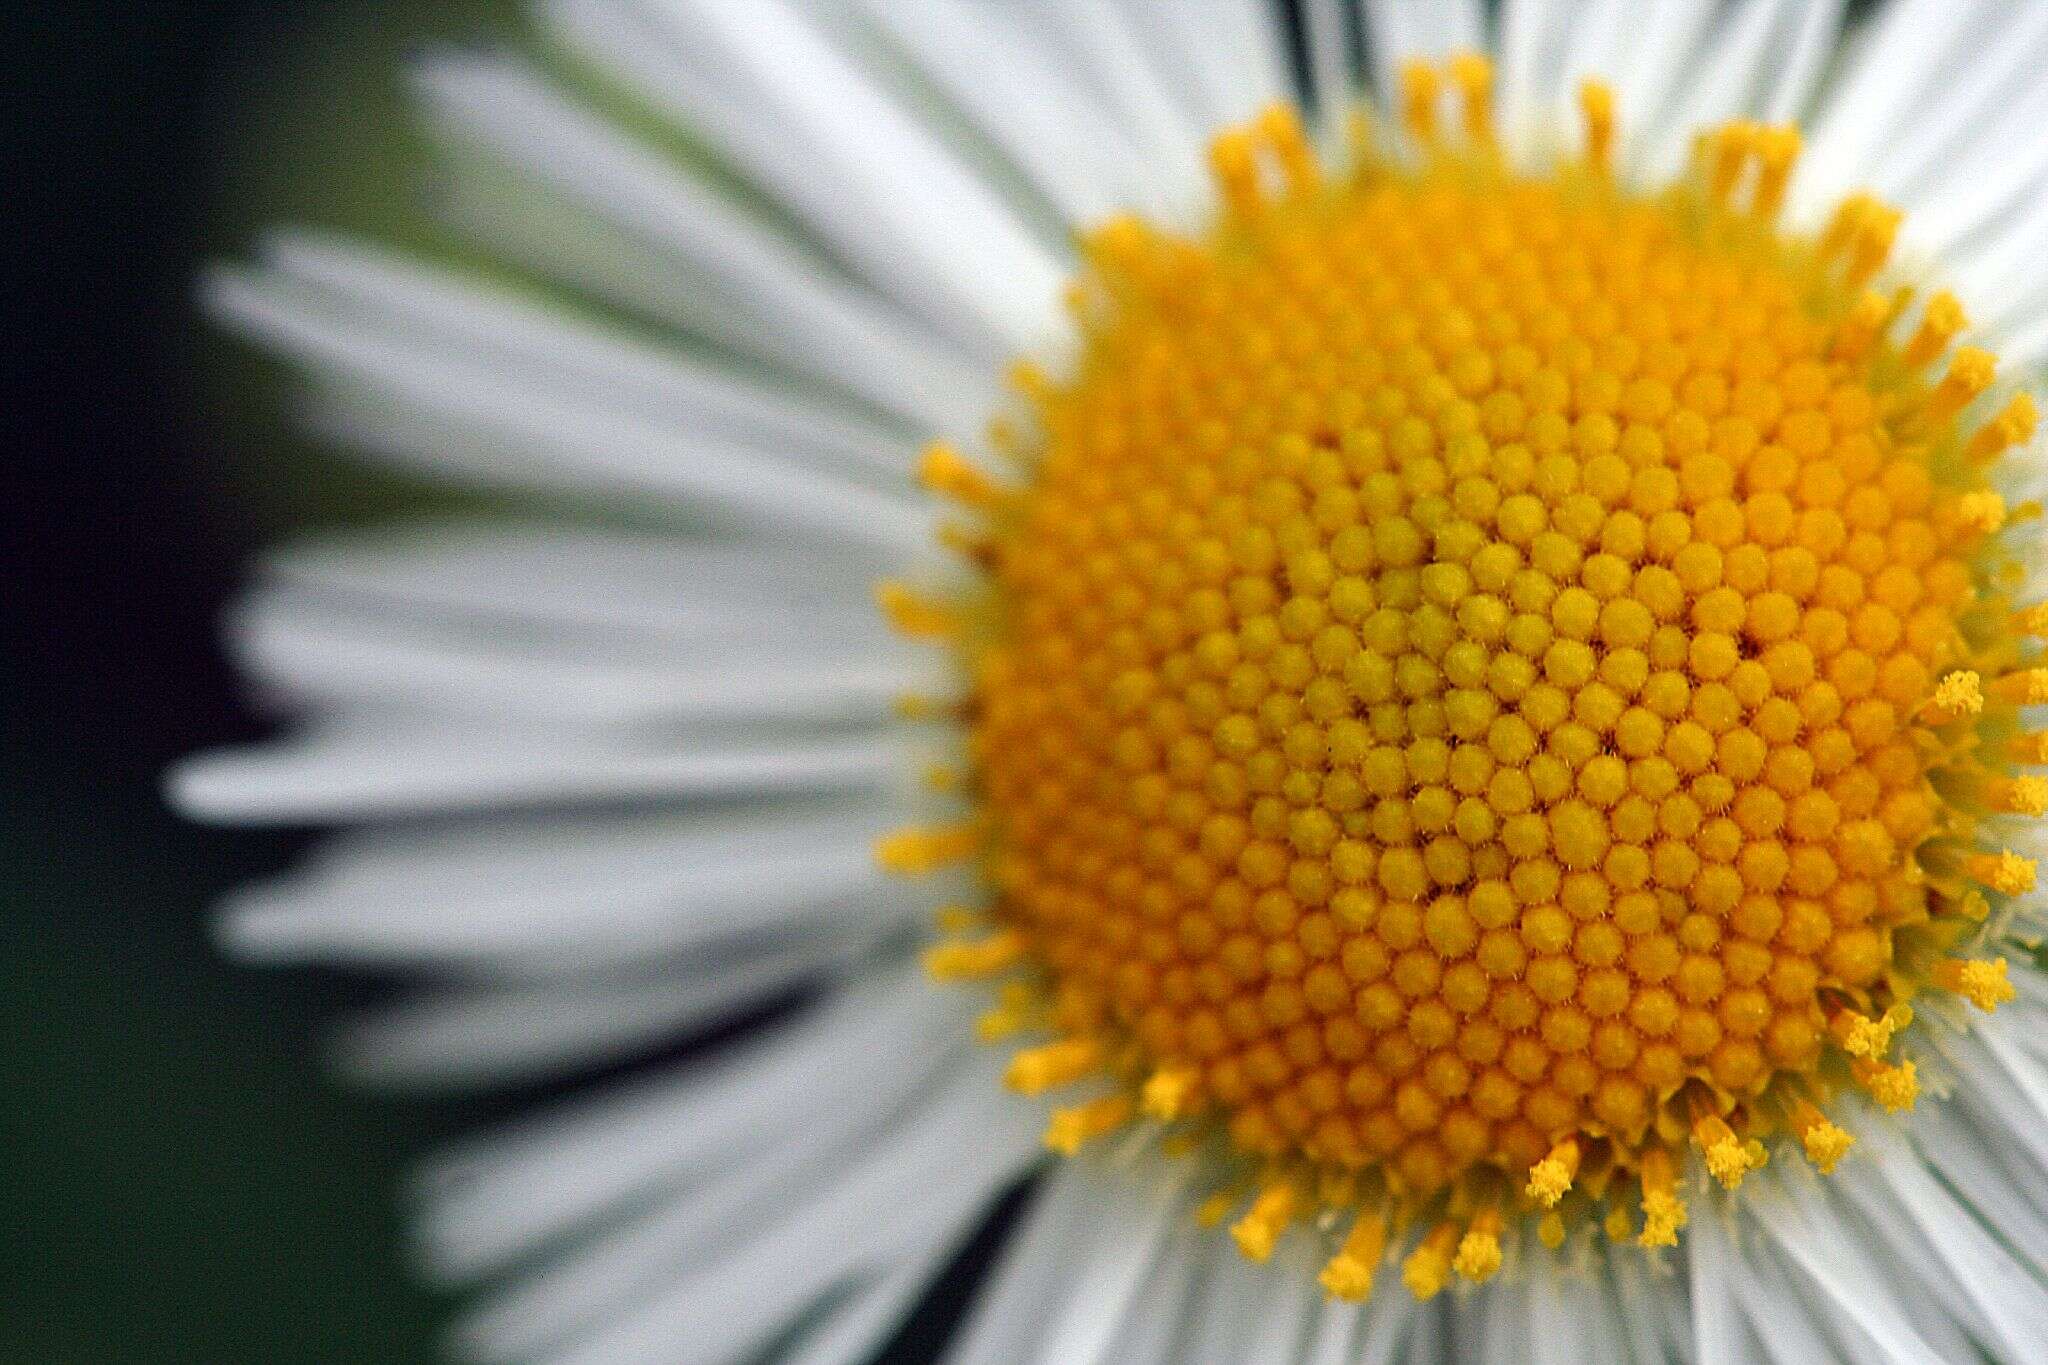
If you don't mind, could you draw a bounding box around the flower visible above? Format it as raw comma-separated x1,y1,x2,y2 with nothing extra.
173,0,2048,1359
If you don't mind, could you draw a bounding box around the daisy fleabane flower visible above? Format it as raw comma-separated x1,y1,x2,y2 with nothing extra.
173,1,2048,1360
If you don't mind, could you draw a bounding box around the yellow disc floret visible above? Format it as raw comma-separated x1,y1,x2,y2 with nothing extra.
889,60,2042,1292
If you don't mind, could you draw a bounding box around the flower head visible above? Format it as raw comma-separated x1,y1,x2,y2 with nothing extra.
180,1,2048,1358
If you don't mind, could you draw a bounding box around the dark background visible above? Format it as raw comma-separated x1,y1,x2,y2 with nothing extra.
6,3,496,1359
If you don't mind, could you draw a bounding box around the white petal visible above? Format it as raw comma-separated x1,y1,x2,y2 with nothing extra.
333,938,855,1088
556,0,1068,360
1029,1166,1197,1365
1634,1,1798,186
172,724,905,825
542,1057,1036,1365
1300,0,1358,147
255,231,916,483
215,801,926,972
946,1162,1120,1365
1114,0,1290,132
850,0,1170,225
414,49,996,433
258,525,883,646
1748,1165,1944,1364
420,964,970,1277
1788,0,1991,225
1027,0,1213,224
219,590,942,728
207,265,936,551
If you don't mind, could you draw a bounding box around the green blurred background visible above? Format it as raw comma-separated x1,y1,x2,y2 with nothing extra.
7,3,521,1358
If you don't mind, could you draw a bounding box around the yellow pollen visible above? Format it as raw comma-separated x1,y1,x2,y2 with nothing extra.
1579,81,1615,171
1453,1209,1505,1282
1966,850,2037,895
1230,1181,1301,1262
1045,1095,1135,1155
922,929,1025,981
1319,1211,1387,1301
1195,1189,1241,1228
1752,126,1801,219
1636,1148,1687,1247
1930,347,1997,421
1855,1058,1919,1113
1141,1066,1201,1120
897,90,2045,1290
1399,61,1441,144
1924,670,1984,722
1447,52,1494,144
1952,491,2007,536
1987,776,2048,816
1992,668,2048,705
917,441,1007,509
1834,1003,1913,1059
1969,392,2038,463
1792,1101,1855,1173
1603,1203,1635,1244
874,821,980,875
1004,1037,1105,1095
1693,1112,1764,1190
1525,1138,1580,1209
1903,293,1968,369
1401,1222,1459,1301
975,982,1040,1042
875,582,961,638
1833,290,1891,363
1936,957,2016,1012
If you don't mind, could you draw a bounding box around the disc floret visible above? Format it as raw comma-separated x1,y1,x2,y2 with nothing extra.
884,57,2041,1296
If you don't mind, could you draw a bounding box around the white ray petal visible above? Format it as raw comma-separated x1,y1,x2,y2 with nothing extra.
420,965,969,1276
414,49,995,432
1235,1242,1320,1361
1634,0,1790,186
172,724,904,825
1494,0,1574,163
207,266,937,552
1719,1228,1843,1365
564,0,1068,360
1117,0,1290,132
258,525,883,645
1092,1220,1206,1365
220,589,941,729
252,231,915,483
452,1042,973,1359
544,1060,1037,1365
1688,1208,1746,1365
1758,0,1846,124
1892,69,2048,261
1029,1167,1197,1365
216,801,922,972
333,939,856,1088
1301,0,1357,147
1750,1165,1943,1365
1027,0,1212,225
848,0,1166,224
1838,1125,2048,1363
1788,0,1991,225
945,1164,1116,1365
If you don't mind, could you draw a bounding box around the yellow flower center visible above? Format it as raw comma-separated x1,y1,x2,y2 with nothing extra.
885,61,2040,1297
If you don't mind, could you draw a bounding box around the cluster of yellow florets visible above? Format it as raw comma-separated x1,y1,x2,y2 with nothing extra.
886,58,2041,1298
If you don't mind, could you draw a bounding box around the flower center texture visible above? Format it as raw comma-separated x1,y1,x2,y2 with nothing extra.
881,60,2040,1298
